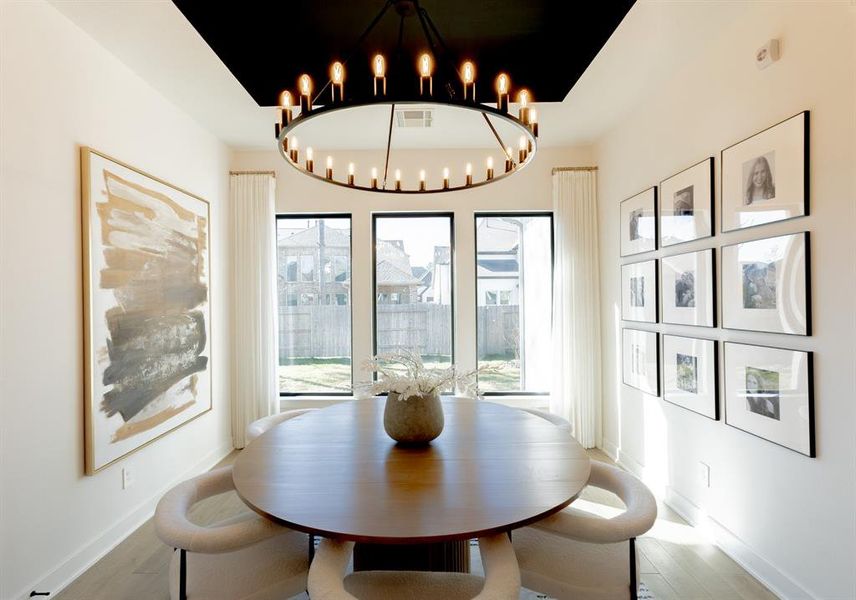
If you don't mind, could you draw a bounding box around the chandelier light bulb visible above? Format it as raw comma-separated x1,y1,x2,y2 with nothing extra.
371,166,378,189
419,169,426,191
395,168,402,191
325,155,333,180
419,53,433,77
348,162,355,186
277,90,294,132
496,73,509,95
300,74,313,96
465,162,473,186
462,61,475,84
298,74,313,111
486,156,495,180
306,146,314,172
517,89,531,124
505,146,514,172
331,62,345,84
373,54,387,96
518,135,527,163
289,136,299,162
495,73,510,112
442,167,450,190
530,109,539,137
462,60,476,101
418,52,434,96
279,90,293,108
373,54,386,78
330,61,345,102
307,147,314,161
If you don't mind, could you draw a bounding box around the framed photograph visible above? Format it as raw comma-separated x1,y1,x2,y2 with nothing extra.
722,232,810,335
621,259,658,323
622,329,659,396
724,342,814,457
659,157,714,247
663,335,718,420
721,111,809,232
660,249,715,327
620,187,657,256
82,148,212,474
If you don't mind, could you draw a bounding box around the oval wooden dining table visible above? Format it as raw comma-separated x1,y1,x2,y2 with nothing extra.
233,398,591,572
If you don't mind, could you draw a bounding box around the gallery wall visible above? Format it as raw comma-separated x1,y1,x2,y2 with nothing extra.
593,3,855,599
231,146,592,403
0,2,233,599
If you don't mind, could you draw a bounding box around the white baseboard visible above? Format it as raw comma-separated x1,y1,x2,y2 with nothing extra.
599,438,644,478
12,440,234,600
664,486,813,600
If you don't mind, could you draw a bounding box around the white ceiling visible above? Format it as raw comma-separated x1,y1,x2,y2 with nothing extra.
49,0,745,151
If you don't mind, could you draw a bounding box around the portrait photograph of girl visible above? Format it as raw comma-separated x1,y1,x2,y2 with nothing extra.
742,152,776,205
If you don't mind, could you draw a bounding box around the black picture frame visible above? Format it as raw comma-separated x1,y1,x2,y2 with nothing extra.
621,259,659,324
619,186,658,257
661,334,719,421
720,111,809,234
723,341,815,458
721,231,811,336
660,248,716,328
622,328,660,396
659,157,715,248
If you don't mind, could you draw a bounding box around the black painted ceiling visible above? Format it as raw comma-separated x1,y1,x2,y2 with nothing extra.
173,0,634,106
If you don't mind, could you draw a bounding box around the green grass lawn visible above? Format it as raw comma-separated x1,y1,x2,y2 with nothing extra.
278,357,521,394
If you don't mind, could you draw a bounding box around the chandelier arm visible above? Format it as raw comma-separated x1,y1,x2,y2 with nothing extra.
382,103,396,189
482,113,516,166
312,0,394,106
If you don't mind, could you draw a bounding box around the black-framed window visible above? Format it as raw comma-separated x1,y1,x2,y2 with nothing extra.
474,213,553,394
276,214,353,396
372,213,455,372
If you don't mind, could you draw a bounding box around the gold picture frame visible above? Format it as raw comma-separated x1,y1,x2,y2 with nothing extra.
81,147,212,474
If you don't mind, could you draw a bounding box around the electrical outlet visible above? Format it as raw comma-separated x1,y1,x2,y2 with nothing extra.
122,467,134,490
698,462,710,488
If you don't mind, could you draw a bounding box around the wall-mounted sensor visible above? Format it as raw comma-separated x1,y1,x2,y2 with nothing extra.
756,39,780,69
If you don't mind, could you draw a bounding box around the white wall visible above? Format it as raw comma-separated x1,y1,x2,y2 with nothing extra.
0,2,233,599
232,147,591,397
594,3,855,599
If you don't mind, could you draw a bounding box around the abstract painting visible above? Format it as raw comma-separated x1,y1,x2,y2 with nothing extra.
82,148,211,474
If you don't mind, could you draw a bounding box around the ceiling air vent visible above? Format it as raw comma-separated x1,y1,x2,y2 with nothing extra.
395,108,433,128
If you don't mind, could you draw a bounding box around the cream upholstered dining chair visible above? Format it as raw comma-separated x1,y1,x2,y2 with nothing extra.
512,460,657,600
154,465,309,600
245,407,317,444
308,534,521,600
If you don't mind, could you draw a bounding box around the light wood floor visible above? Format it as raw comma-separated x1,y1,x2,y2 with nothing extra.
54,449,777,600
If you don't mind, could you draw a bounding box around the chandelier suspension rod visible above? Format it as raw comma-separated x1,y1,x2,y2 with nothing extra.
482,113,516,165
312,0,394,107
418,6,511,158
382,13,407,189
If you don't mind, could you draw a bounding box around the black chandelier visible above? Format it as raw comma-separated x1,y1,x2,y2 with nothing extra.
274,0,539,194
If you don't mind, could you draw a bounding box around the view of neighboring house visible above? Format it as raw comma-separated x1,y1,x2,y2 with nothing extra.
376,240,452,306
476,218,521,307
277,221,350,306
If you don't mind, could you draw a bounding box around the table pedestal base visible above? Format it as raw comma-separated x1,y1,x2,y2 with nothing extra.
353,540,470,573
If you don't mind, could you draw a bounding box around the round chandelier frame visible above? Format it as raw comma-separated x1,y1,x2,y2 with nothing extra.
273,0,540,194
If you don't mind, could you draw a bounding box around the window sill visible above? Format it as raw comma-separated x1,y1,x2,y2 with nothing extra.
279,395,550,412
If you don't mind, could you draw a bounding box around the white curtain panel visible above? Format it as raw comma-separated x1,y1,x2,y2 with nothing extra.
551,169,602,448
230,173,278,449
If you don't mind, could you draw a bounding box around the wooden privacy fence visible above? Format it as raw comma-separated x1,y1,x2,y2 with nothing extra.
279,304,518,360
